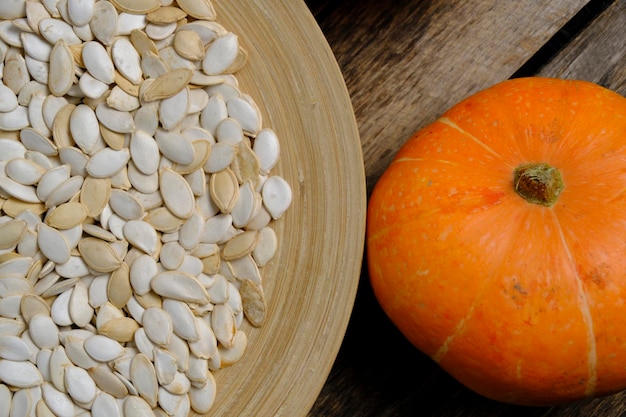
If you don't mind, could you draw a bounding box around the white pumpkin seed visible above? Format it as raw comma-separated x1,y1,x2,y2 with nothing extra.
28,314,59,349
0,359,43,388
68,280,92,327
159,87,189,130
41,383,74,417
0,335,32,361
39,18,80,45
0,384,11,417
91,392,122,417
159,167,195,219
89,1,117,45
84,334,125,362
111,37,142,84
63,335,99,370
86,147,130,178
217,329,247,367
47,288,75,327
129,353,158,407
122,219,158,256
145,21,176,41
35,164,68,202
48,40,75,97
44,174,83,208
109,189,144,220
64,365,97,404
0,0,26,20
117,12,147,35
262,175,292,219
164,299,199,344
124,395,156,416
176,0,215,20
142,307,172,347
154,129,195,165
188,373,216,413
188,317,217,360
22,32,52,62
202,33,238,76
54,256,89,278
110,0,160,14
95,103,135,133
37,223,71,264
153,348,176,386
89,365,129,399
151,271,209,305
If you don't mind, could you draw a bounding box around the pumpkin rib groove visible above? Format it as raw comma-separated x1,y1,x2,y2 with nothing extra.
432,205,524,366
552,209,598,397
438,116,503,160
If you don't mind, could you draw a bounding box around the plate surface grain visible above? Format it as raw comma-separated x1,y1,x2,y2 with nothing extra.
204,1,366,416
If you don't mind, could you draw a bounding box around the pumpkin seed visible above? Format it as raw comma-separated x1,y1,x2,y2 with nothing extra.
218,329,247,367
124,395,155,416
28,314,59,349
64,365,97,404
0,335,32,361
48,40,75,97
153,348,177,386
262,175,292,219
140,68,193,102
111,36,143,84
240,279,266,327
41,382,74,417
91,392,122,417
89,365,129,398
123,219,159,256
130,352,159,407
159,167,195,219
110,0,160,14
63,335,99,370
84,334,125,362
80,176,111,217
189,373,216,413
151,271,209,305
0,359,43,388
78,237,122,273
45,201,87,230
210,167,239,213
82,41,115,85
107,262,132,308
176,0,215,20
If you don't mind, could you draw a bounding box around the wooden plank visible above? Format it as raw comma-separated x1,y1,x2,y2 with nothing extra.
538,0,626,95
306,0,589,194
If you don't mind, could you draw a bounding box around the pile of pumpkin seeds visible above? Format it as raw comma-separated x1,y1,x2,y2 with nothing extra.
0,0,293,415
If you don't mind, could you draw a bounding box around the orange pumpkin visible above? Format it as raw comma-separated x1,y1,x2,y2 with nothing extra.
366,77,626,406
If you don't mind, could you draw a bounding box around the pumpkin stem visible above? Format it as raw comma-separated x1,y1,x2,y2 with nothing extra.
513,163,564,207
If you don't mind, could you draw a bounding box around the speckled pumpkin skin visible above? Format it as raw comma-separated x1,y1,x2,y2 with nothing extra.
367,77,626,406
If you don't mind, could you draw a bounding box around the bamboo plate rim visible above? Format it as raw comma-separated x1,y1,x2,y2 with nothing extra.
203,1,366,416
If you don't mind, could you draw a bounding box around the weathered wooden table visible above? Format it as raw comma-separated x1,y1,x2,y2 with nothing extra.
302,0,626,415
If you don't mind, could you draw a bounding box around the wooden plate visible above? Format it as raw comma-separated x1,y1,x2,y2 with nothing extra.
206,1,366,416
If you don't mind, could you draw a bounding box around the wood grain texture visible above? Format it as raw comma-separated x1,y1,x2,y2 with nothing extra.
538,0,626,94
196,1,366,416
304,0,626,416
